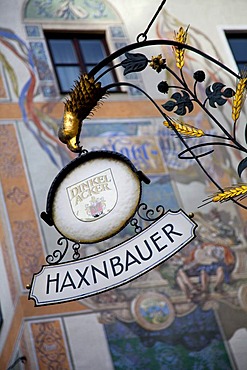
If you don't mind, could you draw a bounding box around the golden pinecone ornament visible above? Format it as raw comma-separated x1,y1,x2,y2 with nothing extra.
59,74,106,152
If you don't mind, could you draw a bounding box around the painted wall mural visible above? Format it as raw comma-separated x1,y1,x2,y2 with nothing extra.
24,0,119,21
0,28,70,169
1,1,247,369
79,119,246,369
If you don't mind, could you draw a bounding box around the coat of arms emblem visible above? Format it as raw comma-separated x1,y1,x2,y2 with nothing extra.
85,196,106,218
67,168,117,222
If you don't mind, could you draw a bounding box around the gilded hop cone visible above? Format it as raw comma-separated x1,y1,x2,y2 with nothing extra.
149,54,166,73
59,74,106,152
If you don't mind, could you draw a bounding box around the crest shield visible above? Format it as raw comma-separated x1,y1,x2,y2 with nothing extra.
67,168,117,222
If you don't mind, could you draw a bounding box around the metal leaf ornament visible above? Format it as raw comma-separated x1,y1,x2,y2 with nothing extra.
205,82,235,108
162,91,193,115
121,52,148,75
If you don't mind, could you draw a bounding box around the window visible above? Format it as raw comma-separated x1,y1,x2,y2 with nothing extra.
225,32,247,72
45,32,119,94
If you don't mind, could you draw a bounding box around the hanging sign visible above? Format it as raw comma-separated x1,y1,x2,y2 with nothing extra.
29,210,197,306
41,151,149,243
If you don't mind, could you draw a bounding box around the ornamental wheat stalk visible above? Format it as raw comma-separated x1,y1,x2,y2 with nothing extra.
173,26,189,69
232,76,247,123
163,120,204,137
209,184,247,203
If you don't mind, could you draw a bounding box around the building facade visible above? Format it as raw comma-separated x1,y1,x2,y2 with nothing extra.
0,0,247,368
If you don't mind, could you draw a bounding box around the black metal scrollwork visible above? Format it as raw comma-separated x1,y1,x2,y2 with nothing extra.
88,30,247,210
137,203,166,221
46,238,82,265
46,237,69,265
130,203,166,234
72,242,81,260
130,218,143,234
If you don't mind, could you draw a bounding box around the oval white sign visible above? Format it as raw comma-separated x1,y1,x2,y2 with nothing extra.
41,151,149,243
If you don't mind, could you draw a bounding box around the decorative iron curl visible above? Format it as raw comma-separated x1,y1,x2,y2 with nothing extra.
46,238,83,265
46,237,69,265
130,203,166,234
137,203,166,221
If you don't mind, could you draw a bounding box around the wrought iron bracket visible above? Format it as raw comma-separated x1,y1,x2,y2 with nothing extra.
45,202,166,265
130,203,166,233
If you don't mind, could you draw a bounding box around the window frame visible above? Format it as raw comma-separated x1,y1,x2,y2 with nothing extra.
224,30,247,73
44,30,120,94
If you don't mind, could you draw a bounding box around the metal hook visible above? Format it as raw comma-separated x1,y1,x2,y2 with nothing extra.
136,0,167,42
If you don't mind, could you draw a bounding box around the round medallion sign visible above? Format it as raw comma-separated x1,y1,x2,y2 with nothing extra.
41,151,149,243
131,292,175,331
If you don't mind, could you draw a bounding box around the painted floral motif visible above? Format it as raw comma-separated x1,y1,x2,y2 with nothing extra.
25,25,41,38
7,187,29,205
0,125,23,177
13,220,43,277
31,321,70,369
29,42,53,81
25,0,117,21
